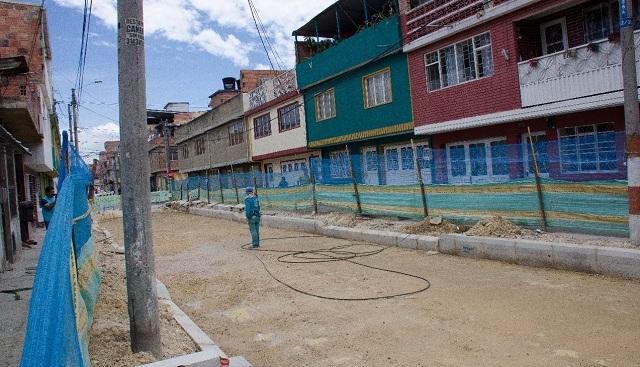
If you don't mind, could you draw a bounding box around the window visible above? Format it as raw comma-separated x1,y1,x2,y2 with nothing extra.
329,150,350,178
363,68,392,108
584,2,620,42
278,103,301,131
253,113,271,139
540,19,568,54
416,144,431,169
386,148,399,171
315,88,336,121
446,137,509,183
228,121,244,146
400,147,414,170
558,123,617,173
425,32,493,91
19,85,27,96
522,132,549,176
365,150,378,171
181,145,189,159
195,137,206,155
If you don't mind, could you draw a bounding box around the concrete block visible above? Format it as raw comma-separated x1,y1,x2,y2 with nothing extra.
515,239,554,268
397,234,418,249
595,247,640,279
162,300,225,356
415,235,438,251
230,356,253,367
156,279,171,301
438,235,459,255
260,216,319,234
356,229,398,247
552,243,597,273
138,351,221,367
478,237,516,263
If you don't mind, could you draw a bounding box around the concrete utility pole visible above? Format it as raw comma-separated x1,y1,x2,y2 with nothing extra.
117,0,162,356
67,103,73,143
620,0,640,246
162,119,171,191
71,88,79,151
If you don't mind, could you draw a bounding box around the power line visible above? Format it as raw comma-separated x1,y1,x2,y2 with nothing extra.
247,0,275,71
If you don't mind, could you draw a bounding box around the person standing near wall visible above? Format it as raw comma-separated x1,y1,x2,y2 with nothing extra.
244,186,261,248
39,186,56,229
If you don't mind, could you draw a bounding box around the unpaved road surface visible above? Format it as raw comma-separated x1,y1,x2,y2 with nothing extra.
100,210,640,367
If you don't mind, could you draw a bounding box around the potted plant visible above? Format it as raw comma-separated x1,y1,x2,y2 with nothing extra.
586,42,599,52
529,58,538,67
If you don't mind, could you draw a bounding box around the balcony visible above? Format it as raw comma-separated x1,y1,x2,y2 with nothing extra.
518,31,638,108
0,94,41,144
248,70,297,110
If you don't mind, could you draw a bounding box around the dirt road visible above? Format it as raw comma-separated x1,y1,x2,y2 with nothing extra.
100,210,640,367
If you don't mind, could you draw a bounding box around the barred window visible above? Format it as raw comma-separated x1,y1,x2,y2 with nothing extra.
253,113,271,139
195,137,206,155
559,123,616,173
425,32,493,91
181,145,189,159
329,150,350,178
278,103,301,131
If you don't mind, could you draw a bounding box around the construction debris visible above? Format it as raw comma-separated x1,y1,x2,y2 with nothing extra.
403,217,466,235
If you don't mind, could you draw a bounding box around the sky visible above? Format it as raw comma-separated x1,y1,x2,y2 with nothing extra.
39,0,335,161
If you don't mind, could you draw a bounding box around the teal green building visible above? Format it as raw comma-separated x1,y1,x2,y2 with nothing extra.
294,1,428,186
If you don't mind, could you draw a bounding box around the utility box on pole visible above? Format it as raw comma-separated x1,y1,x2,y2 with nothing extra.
117,0,162,355
620,0,640,246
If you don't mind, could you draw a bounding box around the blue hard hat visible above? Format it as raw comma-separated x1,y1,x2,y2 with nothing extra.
245,186,254,193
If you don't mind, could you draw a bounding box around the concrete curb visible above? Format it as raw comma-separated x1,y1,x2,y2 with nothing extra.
441,234,640,280
182,206,640,280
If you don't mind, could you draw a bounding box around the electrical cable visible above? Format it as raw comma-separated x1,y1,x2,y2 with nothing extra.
241,236,431,301
247,0,275,71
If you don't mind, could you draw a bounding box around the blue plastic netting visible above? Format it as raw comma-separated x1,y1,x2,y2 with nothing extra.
20,131,101,367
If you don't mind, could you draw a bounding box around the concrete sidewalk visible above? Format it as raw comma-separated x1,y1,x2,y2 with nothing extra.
0,225,44,367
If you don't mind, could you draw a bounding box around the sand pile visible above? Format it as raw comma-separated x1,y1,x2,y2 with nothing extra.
465,216,533,238
403,217,466,235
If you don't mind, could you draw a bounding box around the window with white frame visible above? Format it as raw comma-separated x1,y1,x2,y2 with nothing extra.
329,150,350,178
228,120,245,146
584,2,620,42
364,68,392,108
558,123,617,173
400,146,414,170
253,113,271,139
425,32,493,91
522,132,549,176
416,144,431,169
446,137,509,182
315,88,336,121
278,102,300,131
365,150,378,171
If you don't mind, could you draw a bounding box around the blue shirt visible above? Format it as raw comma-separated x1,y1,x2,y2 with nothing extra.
244,194,260,219
40,195,56,222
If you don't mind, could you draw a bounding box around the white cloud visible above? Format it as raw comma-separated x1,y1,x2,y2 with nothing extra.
91,39,115,48
53,0,335,67
77,122,120,162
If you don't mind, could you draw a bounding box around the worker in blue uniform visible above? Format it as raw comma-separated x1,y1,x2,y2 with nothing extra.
244,186,261,248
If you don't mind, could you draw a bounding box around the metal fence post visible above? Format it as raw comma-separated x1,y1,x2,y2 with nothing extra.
217,168,224,203
310,167,318,214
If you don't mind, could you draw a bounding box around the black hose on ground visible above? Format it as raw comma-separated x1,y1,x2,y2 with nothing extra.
242,236,431,301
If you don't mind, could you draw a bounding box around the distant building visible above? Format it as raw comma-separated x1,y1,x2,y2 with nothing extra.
95,141,120,193
0,0,61,272
246,70,320,187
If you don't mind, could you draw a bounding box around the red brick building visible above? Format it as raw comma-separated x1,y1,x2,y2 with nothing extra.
399,0,631,183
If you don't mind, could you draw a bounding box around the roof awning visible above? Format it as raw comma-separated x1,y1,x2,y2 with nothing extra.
0,125,30,155
293,0,391,38
0,56,29,75
146,110,176,125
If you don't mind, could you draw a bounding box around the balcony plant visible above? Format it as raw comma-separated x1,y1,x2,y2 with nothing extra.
529,58,538,67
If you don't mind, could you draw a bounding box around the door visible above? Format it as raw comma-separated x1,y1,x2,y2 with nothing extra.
264,164,274,187
362,147,379,185
540,18,568,54
384,144,416,186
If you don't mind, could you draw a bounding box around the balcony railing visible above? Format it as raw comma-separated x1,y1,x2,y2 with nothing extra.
248,70,297,110
517,31,639,107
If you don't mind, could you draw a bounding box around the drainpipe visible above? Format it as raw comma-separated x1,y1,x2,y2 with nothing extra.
335,6,341,40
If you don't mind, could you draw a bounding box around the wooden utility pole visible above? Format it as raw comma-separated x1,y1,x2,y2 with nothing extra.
162,119,172,191
621,0,640,246
527,127,548,231
67,103,73,144
345,145,362,215
117,0,162,356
